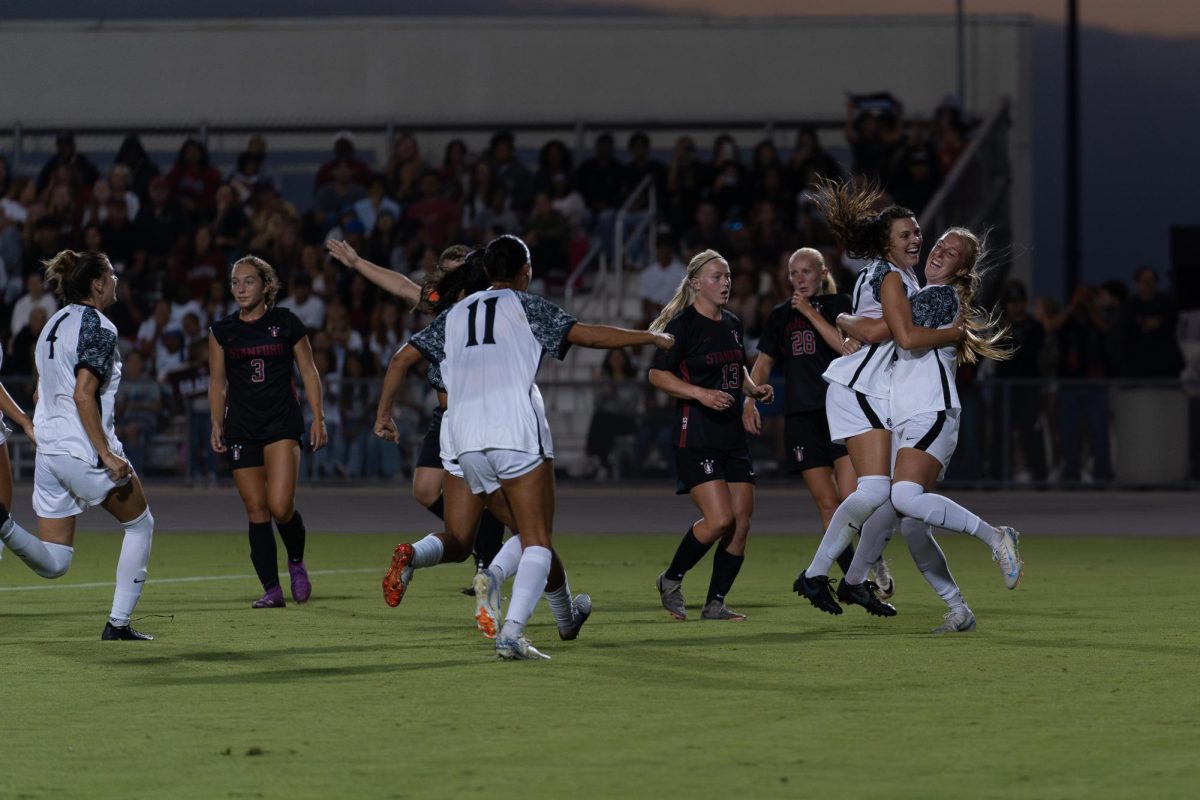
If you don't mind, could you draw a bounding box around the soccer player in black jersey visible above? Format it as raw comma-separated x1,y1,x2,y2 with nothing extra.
326,239,505,585
209,256,327,608
744,248,893,594
649,249,773,621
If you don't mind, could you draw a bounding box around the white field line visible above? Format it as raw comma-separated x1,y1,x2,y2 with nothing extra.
0,567,379,592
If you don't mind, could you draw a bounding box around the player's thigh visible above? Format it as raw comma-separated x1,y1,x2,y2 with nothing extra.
833,454,857,501
264,439,301,518
498,458,554,549
845,429,892,477
36,514,77,546
100,473,150,524
893,447,943,490
442,472,484,550
482,488,518,532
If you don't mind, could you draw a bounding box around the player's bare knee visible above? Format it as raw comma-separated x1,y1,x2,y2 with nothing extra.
413,484,441,508
268,501,295,523
708,513,736,538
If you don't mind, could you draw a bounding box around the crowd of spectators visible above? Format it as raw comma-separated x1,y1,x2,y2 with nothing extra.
0,96,1191,484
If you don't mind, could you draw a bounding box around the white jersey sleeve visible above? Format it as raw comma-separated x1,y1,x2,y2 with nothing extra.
33,304,125,462
821,260,920,398
890,284,961,424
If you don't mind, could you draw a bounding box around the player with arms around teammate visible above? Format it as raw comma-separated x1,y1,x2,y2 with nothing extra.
0,250,157,640
209,256,328,609
650,249,774,622
423,235,673,659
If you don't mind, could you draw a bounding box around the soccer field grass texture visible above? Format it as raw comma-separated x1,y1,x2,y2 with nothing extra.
1,533,1197,800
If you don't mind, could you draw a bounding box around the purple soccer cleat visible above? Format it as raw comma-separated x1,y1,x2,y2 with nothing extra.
288,561,312,603
252,585,286,609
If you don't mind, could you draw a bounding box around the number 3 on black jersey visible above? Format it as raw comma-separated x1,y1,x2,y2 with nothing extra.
465,297,499,347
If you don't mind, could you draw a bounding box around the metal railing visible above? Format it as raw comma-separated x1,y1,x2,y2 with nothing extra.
612,174,657,309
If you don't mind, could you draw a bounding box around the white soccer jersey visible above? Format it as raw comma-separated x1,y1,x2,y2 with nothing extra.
822,259,920,398
34,304,125,462
890,284,962,424
412,288,575,458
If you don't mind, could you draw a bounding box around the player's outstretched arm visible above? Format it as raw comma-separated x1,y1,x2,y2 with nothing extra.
837,313,891,344
648,368,734,412
207,332,228,453
293,336,328,452
375,344,424,444
568,323,674,351
881,273,964,351
326,239,421,306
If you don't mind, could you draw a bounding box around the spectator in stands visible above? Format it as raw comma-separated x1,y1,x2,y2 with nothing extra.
682,200,732,259
625,131,666,202
100,198,138,273
749,201,791,266
585,348,640,480
212,183,249,254
44,181,81,245
107,276,143,342
114,134,159,202
404,172,460,251
168,283,205,330
115,350,161,475
845,95,904,183
354,174,402,235
533,140,574,198
362,207,403,268
107,164,141,221
3,305,46,376
524,192,571,282
439,138,470,201
549,172,588,232
365,299,408,373
666,135,705,238
8,272,57,343
37,132,99,194
80,177,114,229
278,271,327,331
709,133,749,221
173,337,217,485
383,131,426,203
180,311,206,352
156,328,187,382
204,278,234,325
23,218,63,279
0,156,10,200
889,121,940,213
933,97,969,178
462,160,495,242
315,130,373,191
137,298,171,365
474,187,519,241
81,223,104,254
134,175,186,288
992,280,1047,483
488,130,533,213
1124,266,1185,377
165,138,222,218
639,234,686,321
313,161,367,225
345,272,374,335
229,150,269,205
578,132,624,219
786,126,844,194
1041,284,1115,483
181,224,226,302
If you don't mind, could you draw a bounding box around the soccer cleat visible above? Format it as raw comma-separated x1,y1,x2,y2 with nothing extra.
101,622,155,641
495,636,551,660
836,579,897,617
700,600,747,621
288,561,312,603
793,570,844,615
473,569,502,639
992,526,1024,590
872,557,895,600
382,543,415,607
252,585,286,608
931,606,977,634
656,572,687,620
557,593,593,640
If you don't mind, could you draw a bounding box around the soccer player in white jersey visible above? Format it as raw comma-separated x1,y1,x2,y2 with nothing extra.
418,235,673,660
791,180,965,618
839,228,1022,632
0,251,156,640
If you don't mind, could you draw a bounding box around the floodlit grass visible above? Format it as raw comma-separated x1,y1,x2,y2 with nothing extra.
1,532,1197,799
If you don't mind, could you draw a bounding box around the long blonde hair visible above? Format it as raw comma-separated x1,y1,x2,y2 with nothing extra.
939,227,1012,364
790,247,837,295
650,249,726,333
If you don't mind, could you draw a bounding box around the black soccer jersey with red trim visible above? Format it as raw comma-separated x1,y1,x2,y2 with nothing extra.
757,293,851,414
210,307,307,441
652,306,748,450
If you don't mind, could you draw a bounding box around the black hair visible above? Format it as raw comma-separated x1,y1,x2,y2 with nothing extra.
813,177,915,260
43,250,111,305
115,134,149,167
483,235,531,282
427,249,490,314
176,138,211,169
629,131,650,149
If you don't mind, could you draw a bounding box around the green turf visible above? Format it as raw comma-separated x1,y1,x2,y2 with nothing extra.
1,532,1198,799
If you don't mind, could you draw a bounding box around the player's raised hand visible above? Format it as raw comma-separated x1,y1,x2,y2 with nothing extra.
326,239,359,269
374,415,400,444
650,331,675,351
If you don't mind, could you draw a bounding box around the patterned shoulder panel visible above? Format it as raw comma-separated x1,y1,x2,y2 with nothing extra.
910,284,961,329
409,309,449,365
77,307,117,379
868,260,894,303
518,291,577,361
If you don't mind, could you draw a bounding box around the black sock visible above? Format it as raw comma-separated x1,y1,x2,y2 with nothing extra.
835,542,856,576
473,510,504,568
249,521,279,590
665,527,715,582
426,495,445,521
276,510,306,564
706,547,746,605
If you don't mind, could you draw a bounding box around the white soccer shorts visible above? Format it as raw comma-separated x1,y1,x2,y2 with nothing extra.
33,451,132,519
457,449,544,496
892,409,961,477
825,381,892,444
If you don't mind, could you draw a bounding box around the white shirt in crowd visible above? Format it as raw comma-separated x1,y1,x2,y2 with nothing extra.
639,256,687,308
278,295,327,331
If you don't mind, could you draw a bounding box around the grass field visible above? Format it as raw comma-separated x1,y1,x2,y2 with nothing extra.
1,531,1198,799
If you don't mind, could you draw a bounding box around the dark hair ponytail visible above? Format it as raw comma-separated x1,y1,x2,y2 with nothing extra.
482,234,531,282
813,177,915,261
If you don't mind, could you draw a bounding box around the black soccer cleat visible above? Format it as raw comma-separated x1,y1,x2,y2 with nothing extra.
836,579,898,618
793,571,844,615
101,622,155,641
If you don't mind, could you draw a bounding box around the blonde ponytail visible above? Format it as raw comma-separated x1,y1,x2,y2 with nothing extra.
938,227,1013,365
650,249,724,333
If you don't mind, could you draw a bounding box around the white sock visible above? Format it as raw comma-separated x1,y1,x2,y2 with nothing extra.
890,481,1002,548
545,580,573,630
807,476,891,577
110,508,154,627
411,533,444,569
844,501,897,584
499,545,551,640
488,536,523,583
0,517,74,578
900,518,966,610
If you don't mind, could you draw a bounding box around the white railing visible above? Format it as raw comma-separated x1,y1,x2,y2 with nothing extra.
612,174,657,310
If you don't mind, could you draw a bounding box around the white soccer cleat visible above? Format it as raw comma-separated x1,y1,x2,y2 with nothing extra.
495,636,551,661
473,569,503,639
931,606,977,634
992,526,1024,590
